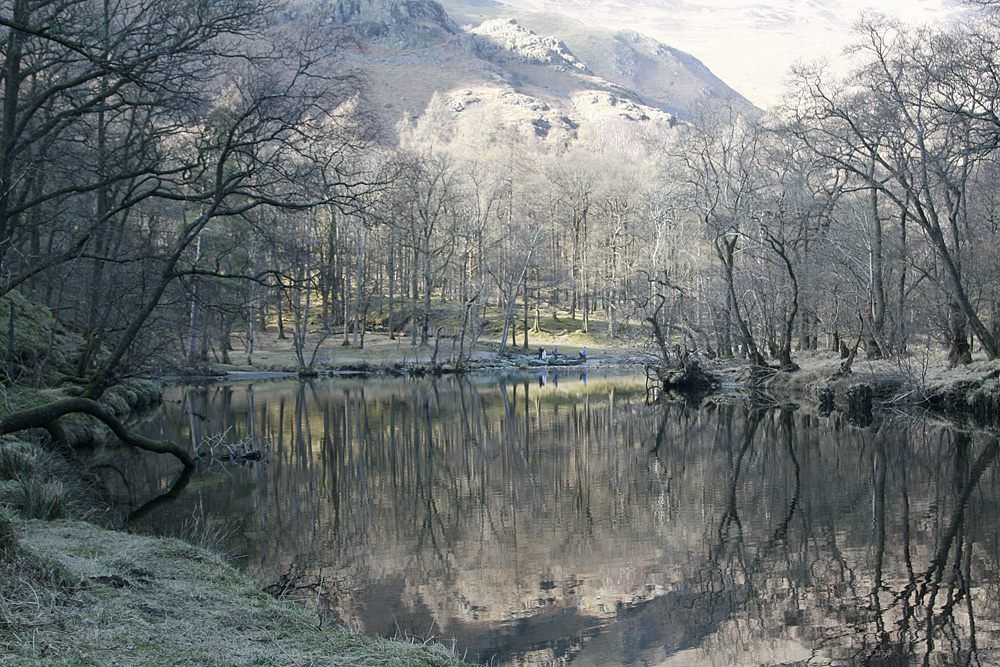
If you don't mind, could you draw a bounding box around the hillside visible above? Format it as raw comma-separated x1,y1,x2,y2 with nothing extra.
438,0,967,107
440,0,748,118
294,0,753,146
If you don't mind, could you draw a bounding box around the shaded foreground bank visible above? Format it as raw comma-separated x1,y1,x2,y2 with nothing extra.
2,518,470,666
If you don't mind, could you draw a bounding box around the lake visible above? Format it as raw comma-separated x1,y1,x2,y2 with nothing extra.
116,371,1000,666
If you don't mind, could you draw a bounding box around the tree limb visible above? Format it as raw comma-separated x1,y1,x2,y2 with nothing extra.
0,398,195,469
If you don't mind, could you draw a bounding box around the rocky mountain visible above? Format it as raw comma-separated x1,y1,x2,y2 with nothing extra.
562,28,739,120
306,0,460,48
467,18,588,72
296,0,753,146
443,0,967,106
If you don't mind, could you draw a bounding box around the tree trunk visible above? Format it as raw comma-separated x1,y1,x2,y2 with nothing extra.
247,302,255,366
932,225,996,361
388,245,396,340
867,165,887,358
276,291,286,340
948,301,973,365
186,236,203,365
716,234,766,366
343,251,351,347
522,286,529,350
895,211,908,352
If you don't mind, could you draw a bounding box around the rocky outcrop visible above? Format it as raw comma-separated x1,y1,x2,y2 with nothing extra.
310,0,459,48
573,90,657,122
467,18,588,72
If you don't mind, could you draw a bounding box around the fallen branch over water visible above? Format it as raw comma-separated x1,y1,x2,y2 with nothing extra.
0,397,196,469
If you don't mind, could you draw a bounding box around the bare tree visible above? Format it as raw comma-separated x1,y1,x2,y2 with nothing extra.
786,15,1000,362
493,217,543,355
453,159,505,365
381,150,458,347
0,0,284,295
676,104,768,365
547,152,596,323
0,5,376,463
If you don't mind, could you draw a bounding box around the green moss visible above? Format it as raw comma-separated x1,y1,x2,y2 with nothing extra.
0,291,58,358
0,291,83,381
0,382,156,451
0,387,66,415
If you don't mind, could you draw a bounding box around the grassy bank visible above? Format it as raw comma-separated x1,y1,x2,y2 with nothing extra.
0,423,473,667
1,517,469,666
736,348,1000,427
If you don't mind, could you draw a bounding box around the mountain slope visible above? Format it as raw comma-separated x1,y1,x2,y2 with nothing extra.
438,0,750,116
438,0,967,106
298,0,752,147
306,0,460,48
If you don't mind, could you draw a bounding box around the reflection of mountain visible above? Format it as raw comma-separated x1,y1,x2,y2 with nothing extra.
120,376,1000,667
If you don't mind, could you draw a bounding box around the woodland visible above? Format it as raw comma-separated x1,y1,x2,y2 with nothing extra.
1,0,1000,447
0,3,999,664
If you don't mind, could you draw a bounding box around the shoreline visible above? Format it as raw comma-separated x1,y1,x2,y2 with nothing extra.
7,518,471,667
160,346,1000,429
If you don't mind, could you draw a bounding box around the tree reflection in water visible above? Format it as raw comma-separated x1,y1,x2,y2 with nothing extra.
115,374,1000,667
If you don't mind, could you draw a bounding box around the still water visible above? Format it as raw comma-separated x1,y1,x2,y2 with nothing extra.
118,372,1000,666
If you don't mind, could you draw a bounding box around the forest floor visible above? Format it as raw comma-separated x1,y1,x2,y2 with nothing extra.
196,316,649,377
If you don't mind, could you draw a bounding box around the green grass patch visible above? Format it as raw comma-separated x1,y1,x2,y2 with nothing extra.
0,477,71,520
0,438,38,480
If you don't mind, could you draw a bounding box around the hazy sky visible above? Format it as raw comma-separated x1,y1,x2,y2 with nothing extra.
668,0,971,105
497,0,974,106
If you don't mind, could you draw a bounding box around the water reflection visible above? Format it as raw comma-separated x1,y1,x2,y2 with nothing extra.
115,373,1000,666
